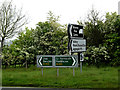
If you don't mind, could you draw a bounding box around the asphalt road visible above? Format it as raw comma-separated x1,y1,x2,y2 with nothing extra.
1,87,90,90
1,87,117,90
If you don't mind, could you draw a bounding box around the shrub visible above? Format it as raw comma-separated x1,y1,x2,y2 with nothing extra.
84,46,110,67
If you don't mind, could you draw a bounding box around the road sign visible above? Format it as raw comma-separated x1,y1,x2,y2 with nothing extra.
80,53,84,61
37,56,53,67
71,39,86,52
37,55,78,67
55,56,77,67
68,24,83,38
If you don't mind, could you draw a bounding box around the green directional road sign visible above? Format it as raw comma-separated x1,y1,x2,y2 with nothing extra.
37,55,78,67
37,56,52,67
55,56,77,67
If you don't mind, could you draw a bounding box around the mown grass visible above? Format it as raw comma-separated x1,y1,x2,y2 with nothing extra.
2,66,120,89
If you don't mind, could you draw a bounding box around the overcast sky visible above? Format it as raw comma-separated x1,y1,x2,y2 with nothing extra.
1,0,120,29
7,0,118,29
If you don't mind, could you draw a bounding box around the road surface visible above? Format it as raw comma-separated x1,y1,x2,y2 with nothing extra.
1,87,90,90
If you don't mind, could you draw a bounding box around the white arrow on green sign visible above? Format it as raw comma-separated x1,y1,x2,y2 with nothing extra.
37,55,78,67
55,56,77,67
37,56,53,67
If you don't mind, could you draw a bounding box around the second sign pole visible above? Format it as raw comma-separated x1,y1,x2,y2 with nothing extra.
41,67,43,76
57,67,59,77
78,52,82,73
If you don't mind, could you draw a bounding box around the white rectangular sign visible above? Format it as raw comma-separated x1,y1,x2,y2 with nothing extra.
71,39,86,52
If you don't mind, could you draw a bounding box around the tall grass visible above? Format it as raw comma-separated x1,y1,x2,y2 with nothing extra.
2,66,120,89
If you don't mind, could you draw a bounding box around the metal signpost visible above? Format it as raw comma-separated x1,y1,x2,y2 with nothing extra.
37,55,78,76
36,24,86,76
71,39,86,52
37,55,78,67
37,55,53,76
68,24,83,38
37,55,53,67
55,56,77,67
55,55,78,76
68,24,86,73
80,53,84,73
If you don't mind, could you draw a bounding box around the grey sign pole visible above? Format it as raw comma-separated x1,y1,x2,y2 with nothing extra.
73,67,75,76
57,68,59,77
80,53,84,73
67,24,85,74
70,51,75,76
41,67,43,76
78,53,80,67
78,52,82,73
80,61,82,73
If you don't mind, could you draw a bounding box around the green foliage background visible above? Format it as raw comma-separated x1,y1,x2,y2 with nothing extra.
2,11,120,67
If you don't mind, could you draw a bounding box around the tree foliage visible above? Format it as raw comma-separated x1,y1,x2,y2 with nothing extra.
33,11,68,55
84,46,110,67
2,11,68,68
103,12,120,66
2,9,120,68
84,9,104,47
84,12,120,66
0,1,27,50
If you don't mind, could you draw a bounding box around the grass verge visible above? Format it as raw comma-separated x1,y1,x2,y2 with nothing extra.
2,66,120,89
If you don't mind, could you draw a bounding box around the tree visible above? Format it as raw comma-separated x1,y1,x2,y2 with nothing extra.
12,27,35,68
84,8,104,47
84,12,120,66
2,11,68,68
0,1,27,51
103,12,120,66
34,11,68,55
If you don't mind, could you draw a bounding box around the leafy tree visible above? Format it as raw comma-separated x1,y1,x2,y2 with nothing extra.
84,8,104,47
104,12,120,66
34,11,68,55
84,12,120,66
12,28,36,68
2,44,22,68
78,9,120,66
84,46,110,67
2,11,68,68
